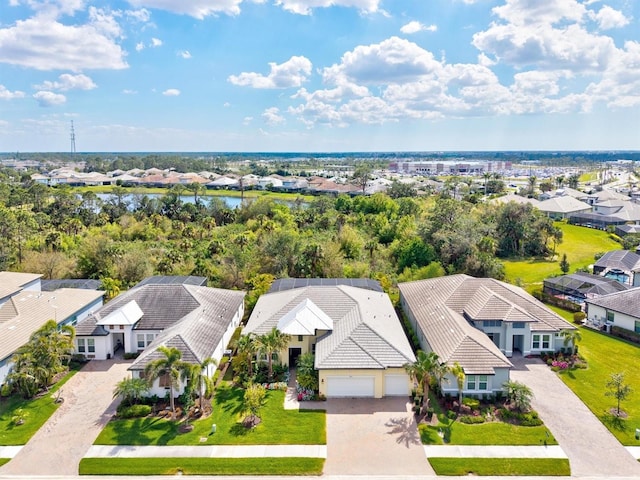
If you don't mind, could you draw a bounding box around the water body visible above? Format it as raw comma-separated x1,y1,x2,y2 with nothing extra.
95,193,243,209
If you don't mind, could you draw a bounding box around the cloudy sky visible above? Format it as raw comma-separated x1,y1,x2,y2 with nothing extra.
1,0,639,152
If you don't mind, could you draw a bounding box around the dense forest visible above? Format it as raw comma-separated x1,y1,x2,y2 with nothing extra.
0,169,561,305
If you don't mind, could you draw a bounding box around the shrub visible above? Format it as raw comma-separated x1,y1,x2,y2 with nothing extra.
0,383,12,397
220,356,230,365
462,397,480,409
520,412,543,427
459,414,485,424
123,352,140,360
446,410,457,420
573,311,586,324
117,404,151,418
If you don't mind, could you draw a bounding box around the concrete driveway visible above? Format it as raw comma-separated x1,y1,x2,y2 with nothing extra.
323,397,433,476
0,357,131,476
510,355,640,477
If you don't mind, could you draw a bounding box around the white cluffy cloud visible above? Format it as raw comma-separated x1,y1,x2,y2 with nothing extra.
229,56,312,89
0,85,26,100
179,50,192,59
33,91,67,107
0,8,127,71
35,73,97,91
400,21,437,34
275,0,381,15
593,5,631,30
262,107,285,125
151,37,162,47
162,88,180,96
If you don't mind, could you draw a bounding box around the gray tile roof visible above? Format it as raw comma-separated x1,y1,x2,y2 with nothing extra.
594,250,640,272
128,285,245,370
0,272,42,300
244,285,415,370
399,275,576,374
537,196,591,214
586,287,640,318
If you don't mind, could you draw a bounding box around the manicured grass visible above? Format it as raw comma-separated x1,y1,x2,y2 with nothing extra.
0,459,10,467
579,172,598,183
419,421,556,446
94,385,325,446
0,366,80,445
503,223,621,290
79,457,325,475
555,326,640,445
428,457,570,476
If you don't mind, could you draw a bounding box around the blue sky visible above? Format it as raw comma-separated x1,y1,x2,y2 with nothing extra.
1,0,639,152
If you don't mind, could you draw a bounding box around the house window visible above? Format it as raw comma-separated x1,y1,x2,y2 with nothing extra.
137,334,145,350
311,343,316,354
532,334,551,350
298,335,303,342
512,322,525,329
466,375,488,391
483,320,501,327
635,321,640,334
137,333,155,350
119,325,124,330
159,373,171,388
77,338,85,353
87,338,95,353
606,310,615,323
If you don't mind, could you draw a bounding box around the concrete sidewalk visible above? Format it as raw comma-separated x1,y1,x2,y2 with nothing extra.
424,445,567,458
85,445,327,458
0,448,22,459
625,446,640,459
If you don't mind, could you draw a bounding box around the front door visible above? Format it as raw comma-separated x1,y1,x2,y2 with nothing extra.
512,334,524,352
288,347,302,367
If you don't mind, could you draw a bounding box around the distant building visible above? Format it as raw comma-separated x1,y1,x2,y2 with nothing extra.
543,272,628,304
389,160,511,175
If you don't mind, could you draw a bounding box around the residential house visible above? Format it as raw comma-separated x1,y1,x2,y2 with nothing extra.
244,278,415,398
593,250,640,286
399,275,575,398
585,289,640,334
537,196,591,219
490,194,540,207
74,277,244,397
0,272,104,385
543,272,628,304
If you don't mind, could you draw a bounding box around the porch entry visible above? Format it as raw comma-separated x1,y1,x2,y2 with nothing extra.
112,332,125,352
512,334,524,352
288,347,302,366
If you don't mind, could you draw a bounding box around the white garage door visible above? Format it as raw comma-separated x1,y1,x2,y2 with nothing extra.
326,376,375,397
384,374,410,396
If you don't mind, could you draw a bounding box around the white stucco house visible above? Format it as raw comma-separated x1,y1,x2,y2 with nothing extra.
585,288,640,336
74,276,245,398
0,272,104,386
399,275,575,398
244,278,415,398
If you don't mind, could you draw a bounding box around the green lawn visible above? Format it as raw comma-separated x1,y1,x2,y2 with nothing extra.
0,459,10,467
503,223,621,290
428,457,570,476
79,457,325,475
94,385,326,445
0,366,79,445
555,326,640,445
419,421,556,446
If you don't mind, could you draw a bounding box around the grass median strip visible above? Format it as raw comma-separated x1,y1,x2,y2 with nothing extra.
79,457,325,475
428,457,570,476
0,459,10,467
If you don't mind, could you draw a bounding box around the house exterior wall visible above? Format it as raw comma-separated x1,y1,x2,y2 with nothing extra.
0,357,12,386
587,303,638,332
318,367,406,399
440,367,509,397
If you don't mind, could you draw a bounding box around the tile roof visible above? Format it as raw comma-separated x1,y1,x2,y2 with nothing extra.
586,288,640,318
0,288,104,361
0,272,42,300
537,196,591,214
244,284,415,370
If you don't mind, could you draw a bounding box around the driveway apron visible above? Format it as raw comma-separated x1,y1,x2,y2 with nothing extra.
0,358,131,476
510,355,640,477
323,397,433,476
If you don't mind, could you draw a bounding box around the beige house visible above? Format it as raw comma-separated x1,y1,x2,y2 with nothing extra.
244,279,415,398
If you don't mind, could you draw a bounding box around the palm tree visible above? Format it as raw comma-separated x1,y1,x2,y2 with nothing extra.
187,182,205,205
256,327,291,381
404,350,440,409
296,352,318,391
236,334,258,378
561,329,582,356
186,357,218,409
450,362,465,408
144,346,191,420
113,377,150,405
503,380,533,412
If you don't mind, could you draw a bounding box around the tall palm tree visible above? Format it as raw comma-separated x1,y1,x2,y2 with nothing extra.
450,362,465,408
236,334,258,377
144,346,191,420
113,377,150,405
561,329,582,356
185,357,218,409
404,350,441,409
256,327,291,381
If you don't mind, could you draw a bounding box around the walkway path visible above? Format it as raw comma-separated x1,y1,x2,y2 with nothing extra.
85,444,326,458
0,357,131,476
424,445,567,458
510,355,640,477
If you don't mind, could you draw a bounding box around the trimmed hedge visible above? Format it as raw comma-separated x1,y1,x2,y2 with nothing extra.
117,404,151,419
459,415,485,424
611,326,640,344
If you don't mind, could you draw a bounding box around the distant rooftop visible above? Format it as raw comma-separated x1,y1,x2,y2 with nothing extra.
268,278,383,293
41,279,102,291
135,276,207,287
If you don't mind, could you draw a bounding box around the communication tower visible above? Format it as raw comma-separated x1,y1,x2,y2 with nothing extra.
70,120,76,154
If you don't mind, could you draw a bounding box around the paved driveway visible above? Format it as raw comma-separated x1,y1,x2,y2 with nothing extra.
323,397,433,476
0,357,131,476
510,355,640,477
